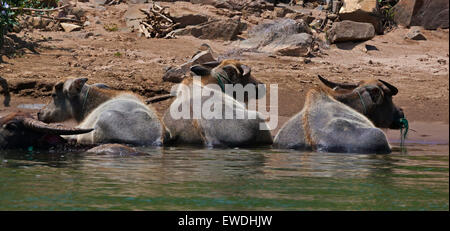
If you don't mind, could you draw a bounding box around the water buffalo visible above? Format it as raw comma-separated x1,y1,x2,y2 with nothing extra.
0,112,93,150
38,78,167,146
273,76,405,154
163,60,273,147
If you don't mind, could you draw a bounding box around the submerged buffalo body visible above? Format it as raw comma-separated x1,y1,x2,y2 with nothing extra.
163,60,273,147
38,78,166,146
0,112,93,150
274,76,405,154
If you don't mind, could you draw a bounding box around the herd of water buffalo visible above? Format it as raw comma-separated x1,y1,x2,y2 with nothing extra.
0,59,405,154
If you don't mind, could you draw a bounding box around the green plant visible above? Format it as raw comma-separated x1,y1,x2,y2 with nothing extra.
1,0,58,47
377,0,399,31
113,51,121,57
104,23,118,32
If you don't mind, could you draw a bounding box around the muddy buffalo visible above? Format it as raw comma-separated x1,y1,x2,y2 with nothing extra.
274,76,405,154
0,112,93,150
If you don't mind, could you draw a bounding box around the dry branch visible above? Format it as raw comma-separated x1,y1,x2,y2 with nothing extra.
10,4,69,12
137,2,178,39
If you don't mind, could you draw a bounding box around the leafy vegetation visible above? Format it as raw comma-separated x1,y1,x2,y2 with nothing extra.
1,0,58,47
377,0,399,31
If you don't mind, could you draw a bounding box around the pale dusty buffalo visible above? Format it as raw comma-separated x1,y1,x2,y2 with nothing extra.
274,76,405,154
38,78,166,146
163,60,273,147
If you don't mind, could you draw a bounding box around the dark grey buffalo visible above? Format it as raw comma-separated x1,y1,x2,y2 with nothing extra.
0,112,93,150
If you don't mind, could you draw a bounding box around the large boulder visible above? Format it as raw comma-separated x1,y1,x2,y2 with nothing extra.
269,33,313,57
327,20,375,43
168,7,209,28
393,0,449,30
163,46,216,83
190,0,274,13
338,0,383,34
173,18,243,40
239,19,313,57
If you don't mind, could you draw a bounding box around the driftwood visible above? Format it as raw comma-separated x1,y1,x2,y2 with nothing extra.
104,0,123,5
10,4,69,12
138,2,178,39
38,14,83,23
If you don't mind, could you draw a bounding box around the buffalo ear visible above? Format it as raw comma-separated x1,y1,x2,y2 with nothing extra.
190,65,210,76
379,79,398,96
67,78,88,97
54,81,64,91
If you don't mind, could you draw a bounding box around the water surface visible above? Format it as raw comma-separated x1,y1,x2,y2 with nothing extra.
0,143,448,210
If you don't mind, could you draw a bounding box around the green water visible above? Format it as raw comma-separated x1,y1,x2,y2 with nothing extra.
0,144,448,211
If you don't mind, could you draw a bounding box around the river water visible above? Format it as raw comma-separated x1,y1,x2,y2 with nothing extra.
0,142,448,210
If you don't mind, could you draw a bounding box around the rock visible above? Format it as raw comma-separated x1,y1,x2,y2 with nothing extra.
168,7,209,28
338,0,383,34
364,44,378,51
174,19,243,41
393,0,449,30
45,21,57,31
70,6,86,20
273,7,286,17
83,21,91,27
405,27,427,40
328,13,338,21
301,14,316,24
239,19,313,57
191,0,274,13
28,17,51,29
332,0,343,14
93,0,108,5
309,19,322,29
60,23,81,32
271,33,313,57
261,10,274,19
84,32,94,39
302,57,311,64
285,12,304,20
327,20,375,43
272,7,295,18
163,45,216,83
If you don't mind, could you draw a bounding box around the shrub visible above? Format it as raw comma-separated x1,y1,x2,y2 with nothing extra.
1,0,59,47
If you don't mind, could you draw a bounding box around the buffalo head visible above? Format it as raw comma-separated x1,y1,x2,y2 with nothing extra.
318,75,405,129
1,112,93,149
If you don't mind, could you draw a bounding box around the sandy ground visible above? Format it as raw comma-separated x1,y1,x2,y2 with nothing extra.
1,3,448,144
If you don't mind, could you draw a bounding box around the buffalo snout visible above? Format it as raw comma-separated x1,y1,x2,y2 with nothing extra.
390,107,405,129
